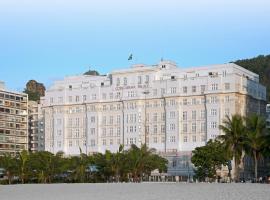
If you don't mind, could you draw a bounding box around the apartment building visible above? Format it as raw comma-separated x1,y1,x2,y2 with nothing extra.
28,100,45,152
42,61,266,177
0,82,28,156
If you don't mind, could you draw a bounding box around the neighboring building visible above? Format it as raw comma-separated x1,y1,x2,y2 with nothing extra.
28,100,45,152
42,61,266,178
0,82,28,156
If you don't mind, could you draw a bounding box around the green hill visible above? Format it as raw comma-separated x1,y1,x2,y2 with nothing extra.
233,55,270,102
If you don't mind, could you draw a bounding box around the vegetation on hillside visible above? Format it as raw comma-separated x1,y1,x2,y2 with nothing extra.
234,55,270,101
84,70,100,76
23,80,46,102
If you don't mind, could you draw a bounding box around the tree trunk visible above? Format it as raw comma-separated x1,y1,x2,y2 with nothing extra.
253,151,258,182
234,156,239,182
7,171,12,185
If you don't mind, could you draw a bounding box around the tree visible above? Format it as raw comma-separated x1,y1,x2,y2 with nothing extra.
191,140,229,181
0,153,16,184
218,114,246,182
16,150,30,184
69,148,90,183
244,114,268,182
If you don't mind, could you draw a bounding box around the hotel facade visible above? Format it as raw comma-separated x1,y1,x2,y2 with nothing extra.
43,61,266,177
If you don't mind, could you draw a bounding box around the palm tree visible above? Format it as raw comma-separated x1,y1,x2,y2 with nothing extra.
0,153,16,184
70,148,90,183
244,114,268,182
127,144,156,182
218,114,246,182
17,150,29,184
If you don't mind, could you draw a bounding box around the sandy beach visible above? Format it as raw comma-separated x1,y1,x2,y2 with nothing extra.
0,183,269,200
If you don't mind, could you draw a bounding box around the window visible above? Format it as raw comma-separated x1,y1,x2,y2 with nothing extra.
109,128,113,136
161,125,165,133
109,93,113,99
200,85,206,93
68,140,72,147
145,75,149,84
75,118,79,126
92,94,96,100
90,116,95,123
170,123,175,131
75,129,79,138
102,139,106,145
153,113,158,122
50,97,54,103
192,86,196,93
110,139,113,145
153,125,158,134
211,84,218,91
192,136,196,142
210,122,217,129
170,136,176,143
117,115,121,124
75,96,79,102
183,123,187,133
171,87,176,94
201,122,206,132
83,95,87,101
138,76,142,84
116,78,120,86
91,139,95,146
68,96,72,103
183,86,187,93
57,130,62,136
192,98,196,105
210,96,218,103
117,127,121,136
225,108,230,116
183,111,187,120
161,112,165,121
153,137,158,143
192,111,196,120
225,96,230,102
161,88,165,95
184,136,188,142
225,83,230,90
170,111,175,119
183,99,187,105
200,110,205,119
90,128,95,135
169,99,176,106
109,116,113,124
124,77,127,85
210,109,217,116
192,123,196,133
102,128,106,136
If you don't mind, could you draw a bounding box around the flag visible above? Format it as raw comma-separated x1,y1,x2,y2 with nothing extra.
128,54,133,60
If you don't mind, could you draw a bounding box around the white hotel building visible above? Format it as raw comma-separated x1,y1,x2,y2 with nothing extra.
43,61,266,177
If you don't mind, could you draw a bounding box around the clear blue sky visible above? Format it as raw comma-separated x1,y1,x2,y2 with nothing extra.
1,0,270,91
